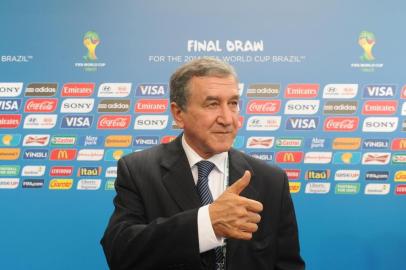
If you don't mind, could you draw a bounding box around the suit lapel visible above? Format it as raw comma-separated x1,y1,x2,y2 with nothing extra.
160,135,201,211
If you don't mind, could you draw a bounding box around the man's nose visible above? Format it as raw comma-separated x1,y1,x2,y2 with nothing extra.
217,104,235,125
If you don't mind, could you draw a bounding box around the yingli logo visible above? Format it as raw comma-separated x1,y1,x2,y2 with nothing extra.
246,100,281,114
275,151,303,163
135,99,169,113
323,117,359,132
97,115,131,129
284,84,319,98
362,100,398,115
24,98,58,113
49,149,77,161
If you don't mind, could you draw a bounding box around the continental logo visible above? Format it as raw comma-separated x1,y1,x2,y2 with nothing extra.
323,101,358,115
305,170,330,180
49,179,73,190
246,84,280,98
77,166,102,177
335,183,360,195
332,138,361,150
394,171,406,182
391,138,406,151
49,149,77,160
61,83,95,97
275,151,303,163
289,182,301,193
98,99,130,113
0,148,20,160
25,83,57,97
284,84,319,98
105,135,132,147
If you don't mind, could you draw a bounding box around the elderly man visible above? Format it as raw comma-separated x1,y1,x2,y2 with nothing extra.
101,58,305,270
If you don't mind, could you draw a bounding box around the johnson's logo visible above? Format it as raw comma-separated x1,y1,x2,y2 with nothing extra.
284,84,319,98
49,149,77,161
363,84,396,98
24,98,58,113
97,115,131,129
135,99,169,113
246,100,280,114
323,117,359,132
61,83,95,97
362,100,397,115
136,84,167,96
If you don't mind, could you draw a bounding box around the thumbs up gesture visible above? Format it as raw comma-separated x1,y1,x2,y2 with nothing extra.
209,171,263,240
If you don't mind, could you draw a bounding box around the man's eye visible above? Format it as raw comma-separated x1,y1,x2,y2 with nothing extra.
208,103,219,108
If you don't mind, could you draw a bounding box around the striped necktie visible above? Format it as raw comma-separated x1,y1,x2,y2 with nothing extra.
196,160,225,270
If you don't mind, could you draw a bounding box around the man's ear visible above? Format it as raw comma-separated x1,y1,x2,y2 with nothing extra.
170,102,185,129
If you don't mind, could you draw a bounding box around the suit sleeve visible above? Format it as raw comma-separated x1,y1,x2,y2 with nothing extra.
101,158,201,270
275,172,306,270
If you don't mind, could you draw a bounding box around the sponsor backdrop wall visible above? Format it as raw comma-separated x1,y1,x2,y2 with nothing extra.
1,1,405,269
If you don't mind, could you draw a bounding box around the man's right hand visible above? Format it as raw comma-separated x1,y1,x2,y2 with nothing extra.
208,170,263,240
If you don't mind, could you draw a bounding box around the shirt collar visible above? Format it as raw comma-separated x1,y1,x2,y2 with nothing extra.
181,134,227,174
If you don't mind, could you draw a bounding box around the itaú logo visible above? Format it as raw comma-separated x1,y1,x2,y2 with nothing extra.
49,179,73,190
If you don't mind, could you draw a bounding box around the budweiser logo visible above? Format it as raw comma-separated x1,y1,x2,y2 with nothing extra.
98,115,131,129
25,98,57,112
25,136,48,144
246,100,280,114
324,117,358,131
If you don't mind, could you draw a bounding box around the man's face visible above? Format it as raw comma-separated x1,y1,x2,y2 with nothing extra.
171,75,240,159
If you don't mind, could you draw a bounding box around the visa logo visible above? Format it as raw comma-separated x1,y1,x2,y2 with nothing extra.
363,85,396,98
133,136,159,146
286,117,319,130
136,84,167,96
23,149,48,159
61,115,93,128
0,99,21,112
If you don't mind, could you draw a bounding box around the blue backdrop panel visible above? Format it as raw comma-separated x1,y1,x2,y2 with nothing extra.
0,1,405,269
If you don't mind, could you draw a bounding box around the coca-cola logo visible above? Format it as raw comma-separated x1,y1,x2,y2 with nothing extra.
24,98,58,113
323,117,359,132
246,100,280,114
97,115,131,129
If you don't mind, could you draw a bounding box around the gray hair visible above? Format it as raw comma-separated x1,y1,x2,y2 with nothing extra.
170,57,238,111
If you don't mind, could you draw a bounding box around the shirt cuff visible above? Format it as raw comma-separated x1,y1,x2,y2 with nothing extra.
197,205,224,253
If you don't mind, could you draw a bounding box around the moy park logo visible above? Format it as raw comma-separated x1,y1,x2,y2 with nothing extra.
75,31,106,72
351,31,383,72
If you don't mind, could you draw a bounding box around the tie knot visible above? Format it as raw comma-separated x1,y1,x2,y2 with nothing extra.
196,160,215,179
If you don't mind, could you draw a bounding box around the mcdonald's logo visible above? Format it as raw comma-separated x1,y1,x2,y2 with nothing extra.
275,151,303,163
391,138,406,151
49,149,77,160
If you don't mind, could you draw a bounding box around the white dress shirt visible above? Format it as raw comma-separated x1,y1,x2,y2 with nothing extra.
181,135,227,253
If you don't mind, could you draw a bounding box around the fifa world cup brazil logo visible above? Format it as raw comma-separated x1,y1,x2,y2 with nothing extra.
358,31,375,62
83,31,100,61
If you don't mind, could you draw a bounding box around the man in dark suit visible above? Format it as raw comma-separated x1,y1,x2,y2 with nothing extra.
101,58,305,270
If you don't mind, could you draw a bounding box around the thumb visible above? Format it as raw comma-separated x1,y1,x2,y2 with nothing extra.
227,170,251,195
